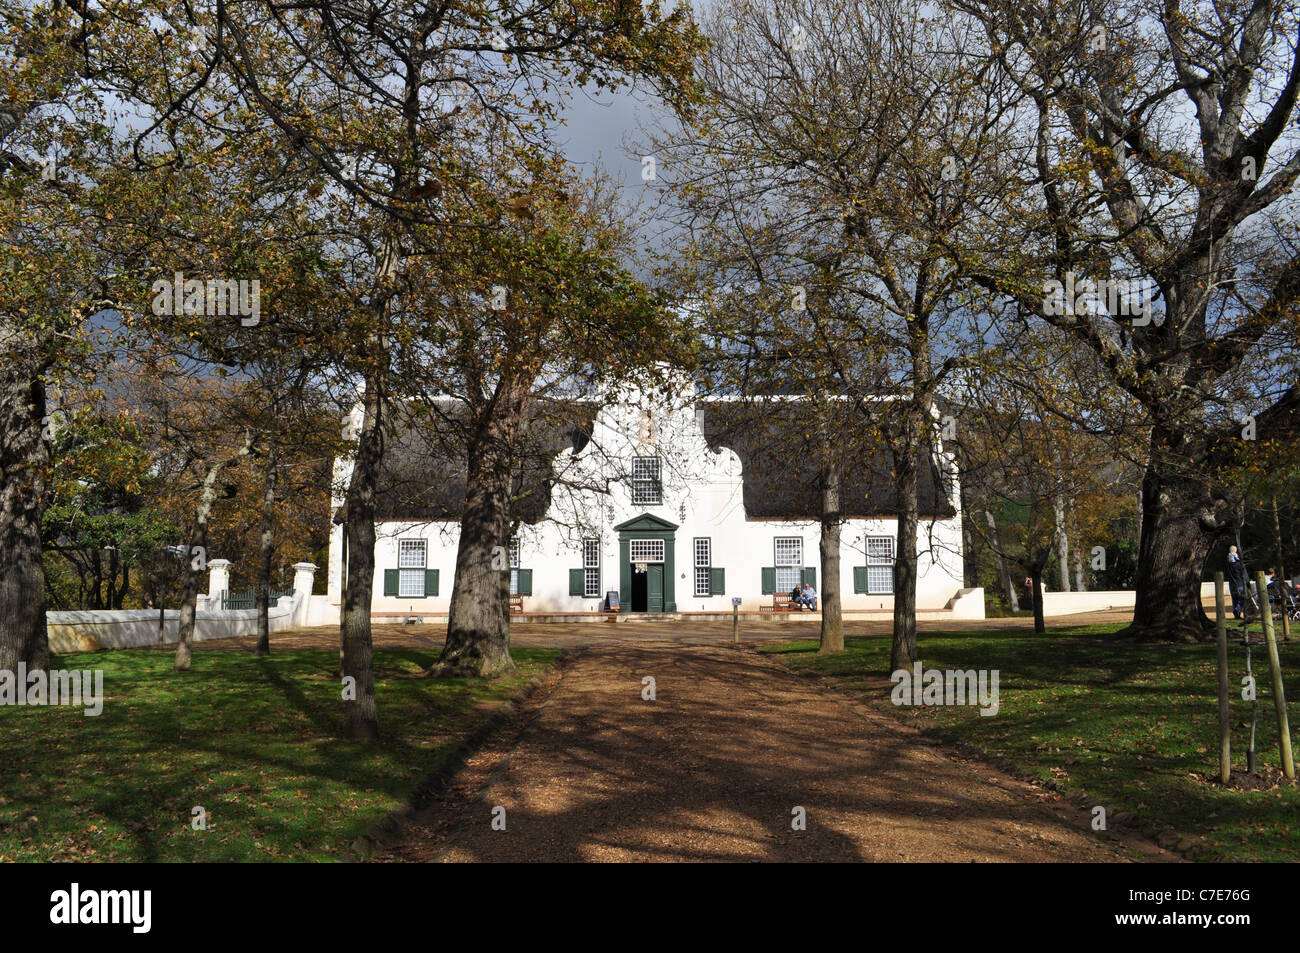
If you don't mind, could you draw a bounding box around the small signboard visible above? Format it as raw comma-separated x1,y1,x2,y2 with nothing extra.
732,597,742,607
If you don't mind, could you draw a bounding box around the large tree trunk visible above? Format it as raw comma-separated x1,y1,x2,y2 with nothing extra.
818,459,843,654
890,313,939,670
437,466,515,677
435,380,528,678
338,221,405,739
891,435,920,672
340,380,384,741
1125,455,1223,642
0,368,50,673
256,445,279,656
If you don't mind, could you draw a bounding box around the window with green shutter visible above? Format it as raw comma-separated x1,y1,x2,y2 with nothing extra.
581,539,601,597
853,566,869,593
774,537,802,593
801,567,817,588
516,568,533,596
569,567,585,596
387,565,432,598
398,539,428,596
509,538,526,595
761,566,775,594
866,536,896,593
386,546,434,598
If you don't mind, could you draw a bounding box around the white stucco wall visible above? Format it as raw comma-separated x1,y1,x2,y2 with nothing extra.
329,379,968,615
46,563,332,652
48,596,297,652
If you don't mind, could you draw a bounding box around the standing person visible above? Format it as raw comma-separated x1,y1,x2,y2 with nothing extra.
1023,576,1034,614
1227,545,1247,619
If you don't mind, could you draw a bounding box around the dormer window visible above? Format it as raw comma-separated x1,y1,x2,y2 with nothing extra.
631,456,663,506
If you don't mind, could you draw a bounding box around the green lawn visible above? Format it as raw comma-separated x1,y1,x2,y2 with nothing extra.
0,645,558,861
764,622,1300,862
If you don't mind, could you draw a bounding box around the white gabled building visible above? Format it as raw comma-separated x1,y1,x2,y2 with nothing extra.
327,377,979,619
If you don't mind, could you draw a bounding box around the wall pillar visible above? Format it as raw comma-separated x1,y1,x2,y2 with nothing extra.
292,562,318,627
207,559,233,604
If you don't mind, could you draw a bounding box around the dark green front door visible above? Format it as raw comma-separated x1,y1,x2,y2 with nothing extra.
647,564,664,613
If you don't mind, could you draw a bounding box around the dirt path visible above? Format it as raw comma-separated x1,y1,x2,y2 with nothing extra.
380,642,1172,863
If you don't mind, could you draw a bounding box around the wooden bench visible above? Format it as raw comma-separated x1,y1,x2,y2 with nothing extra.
509,594,524,615
760,592,804,613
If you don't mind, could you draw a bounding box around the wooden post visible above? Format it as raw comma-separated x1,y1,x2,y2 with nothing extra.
1215,573,1231,784
1256,571,1295,780
732,601,738,644
1272,496,1291,641
1245,608,1258,774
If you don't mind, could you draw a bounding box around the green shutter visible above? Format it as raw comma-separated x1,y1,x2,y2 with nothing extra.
802,567,817,587
570,567,585,596
383,569,399,596
761,566,775,594
425,568,439,597
710,567,725,595
853,566,868,593
517,568,533,596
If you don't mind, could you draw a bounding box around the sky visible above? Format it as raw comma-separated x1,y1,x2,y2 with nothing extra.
547,1,713,261
554,84,662,188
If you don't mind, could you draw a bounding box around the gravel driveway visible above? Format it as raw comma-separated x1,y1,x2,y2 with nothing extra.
380,641,1172,863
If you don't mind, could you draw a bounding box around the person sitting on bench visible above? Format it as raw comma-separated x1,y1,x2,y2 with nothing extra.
796,582,818,610
789,584,803,606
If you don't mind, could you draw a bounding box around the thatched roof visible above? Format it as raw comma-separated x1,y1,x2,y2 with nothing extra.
369,399,597,524
698,400,956,519
359,396,956,523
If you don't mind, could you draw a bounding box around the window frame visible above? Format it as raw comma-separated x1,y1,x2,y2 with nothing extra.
629,538,666,563
582,538,601,598
865,535,895,594
774,536,803,594
397,538,427,598
631,455,663,506
694,537,712,597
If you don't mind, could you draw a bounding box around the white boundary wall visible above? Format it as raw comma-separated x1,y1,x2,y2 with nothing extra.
46,562,331,652
1037,583,1219,617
